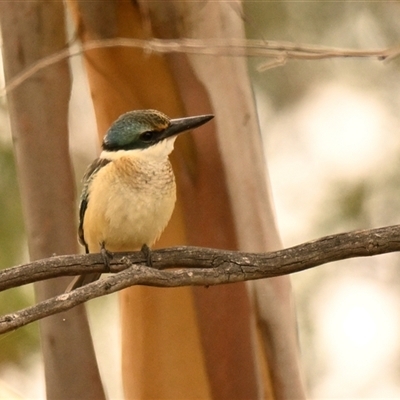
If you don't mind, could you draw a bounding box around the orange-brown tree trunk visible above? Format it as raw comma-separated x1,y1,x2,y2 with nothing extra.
66,1,305,399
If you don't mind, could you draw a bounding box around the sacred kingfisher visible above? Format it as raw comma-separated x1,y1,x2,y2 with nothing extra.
68,109,214,290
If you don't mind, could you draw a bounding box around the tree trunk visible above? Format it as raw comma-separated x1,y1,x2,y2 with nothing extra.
66,0,306,398
169,3,306,398
0,2,105,399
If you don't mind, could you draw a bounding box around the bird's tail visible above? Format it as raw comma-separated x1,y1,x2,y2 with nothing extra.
65,273,102,292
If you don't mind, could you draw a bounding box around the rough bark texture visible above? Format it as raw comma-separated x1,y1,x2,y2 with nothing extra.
2,223,400,335
3,224,396,293
0,2,105,399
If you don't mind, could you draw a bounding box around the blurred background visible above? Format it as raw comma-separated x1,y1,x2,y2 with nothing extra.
1,2,400,398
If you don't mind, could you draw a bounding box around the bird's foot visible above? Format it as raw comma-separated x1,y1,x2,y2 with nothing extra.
100,241,113,273
141,244,153,268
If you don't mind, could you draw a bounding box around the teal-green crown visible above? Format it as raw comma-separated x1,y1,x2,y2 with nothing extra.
102,110,169,151
102,109,214,152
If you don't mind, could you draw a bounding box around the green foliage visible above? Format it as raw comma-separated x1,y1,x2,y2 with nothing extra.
0,143,39,367
318,180,371,234
0,144,24,268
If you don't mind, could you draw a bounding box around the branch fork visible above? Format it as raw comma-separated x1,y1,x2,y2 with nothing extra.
1,224,400,334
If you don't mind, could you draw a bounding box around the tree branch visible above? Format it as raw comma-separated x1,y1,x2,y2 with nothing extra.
1,224,400,334
1,38,399,96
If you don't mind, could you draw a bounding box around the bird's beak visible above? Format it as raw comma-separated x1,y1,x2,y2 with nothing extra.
159,114,214,140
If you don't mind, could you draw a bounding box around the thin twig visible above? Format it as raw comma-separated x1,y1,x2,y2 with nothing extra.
1,38,399,96
1,224,400,334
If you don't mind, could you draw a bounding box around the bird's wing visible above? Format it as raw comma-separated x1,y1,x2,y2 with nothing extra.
78,157,112,253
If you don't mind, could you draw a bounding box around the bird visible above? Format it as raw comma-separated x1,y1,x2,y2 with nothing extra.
67,109,214,291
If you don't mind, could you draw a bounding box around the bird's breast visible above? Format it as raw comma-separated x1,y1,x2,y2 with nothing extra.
83,155,176,252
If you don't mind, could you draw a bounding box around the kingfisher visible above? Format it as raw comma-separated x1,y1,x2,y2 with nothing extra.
67,109,214,291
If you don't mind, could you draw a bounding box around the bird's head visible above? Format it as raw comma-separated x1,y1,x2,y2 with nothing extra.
102,110,214,155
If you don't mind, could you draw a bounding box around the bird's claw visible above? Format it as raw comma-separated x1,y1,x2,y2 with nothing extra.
100,241,113,273
141,244,153,268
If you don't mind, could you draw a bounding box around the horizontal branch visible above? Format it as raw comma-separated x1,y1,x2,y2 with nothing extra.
1,38,399,95
1,224,400,334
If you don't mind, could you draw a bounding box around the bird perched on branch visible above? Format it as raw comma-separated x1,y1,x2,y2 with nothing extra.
67,109,214,291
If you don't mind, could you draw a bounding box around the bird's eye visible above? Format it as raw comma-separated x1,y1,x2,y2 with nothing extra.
140,131,155,142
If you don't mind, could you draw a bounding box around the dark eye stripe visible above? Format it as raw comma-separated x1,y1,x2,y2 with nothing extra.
140,131,156,142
